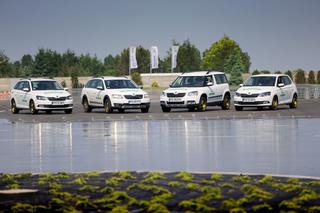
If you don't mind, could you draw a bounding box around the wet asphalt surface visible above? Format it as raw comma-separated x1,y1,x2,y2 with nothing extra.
0,89,320,122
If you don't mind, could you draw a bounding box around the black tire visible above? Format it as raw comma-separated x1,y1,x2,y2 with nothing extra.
118,108,125,113
221,94,231,110
45,110,52,114
104,97,113,113
235,106,243,111
29,100,38,114
269,96,278,110
161,106,171,112
289,94,298,109
197,95,207,112
64,109,72,114
11,99,19,114
141,107,149,113
82,97,92,113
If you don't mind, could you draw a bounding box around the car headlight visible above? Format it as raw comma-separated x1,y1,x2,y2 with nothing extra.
144,94,149,99
36,96,47,101
161,92,166,97
66,95,73,100
188,91,198,96
259,92,271,97
235,92,241,97
112,94,123,99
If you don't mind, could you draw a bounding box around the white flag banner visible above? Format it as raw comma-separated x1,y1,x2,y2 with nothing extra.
150,46,159,69
129,46,138,69
171,46,179,69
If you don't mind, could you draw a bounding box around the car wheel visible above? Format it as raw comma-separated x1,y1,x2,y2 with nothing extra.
289,94,298,109
235,106,243,111
65,109,72,114
11,99,19,114
29,100,38,114
197,96,207,112
45,110,52,114
161,106,171,112
221,94,230,110
118,108,125,113
104,97,113,113
269,96,278,110
83,97,92,113
141,107,149,113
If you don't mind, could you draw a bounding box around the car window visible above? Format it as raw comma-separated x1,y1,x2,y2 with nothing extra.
85,80,93,88
205,75,213,84
20,81,30,90
283,76,292,85
104,80,138,89
244,76,276,87
87,80,98,89
171,76,206,87
14,81,24,90
31,81,63,90
277,76,284,85
96,80,104,89
214,74,228,84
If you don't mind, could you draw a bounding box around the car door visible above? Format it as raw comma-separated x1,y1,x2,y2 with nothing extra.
86,80,98,105
92,80,104,106
212,74,225,102
20,81,31,108
204,75,215,104
276,76,290,104
283,76,294,103
11,81,24,107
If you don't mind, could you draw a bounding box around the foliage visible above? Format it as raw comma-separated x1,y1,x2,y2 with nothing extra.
252,203,273,212
260,70,271,74
11,203,35,213
60,80,67,88
202,35,250,73
131,71,142,86
252,70,260,75
295,69,306,84
224,52,245,85
259,175,274,185
174,171,193,182
211,173,223,181
241,184,273,200
275,70,282,74
151,81,159,88
285,70,293,79
308,70,316,84
71,71,80,88
232,175,251,183
317,71,320,84
175,40,201,72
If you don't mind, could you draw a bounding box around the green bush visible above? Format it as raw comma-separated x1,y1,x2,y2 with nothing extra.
275,71,282,74
295,69,306,84
151,81,159,88
131,71,142,86
71,71,80,88
285,70,293,79
104,69,119,77
317,71,320,84
308,71,316,84
252,70,260,75
260,70,271,74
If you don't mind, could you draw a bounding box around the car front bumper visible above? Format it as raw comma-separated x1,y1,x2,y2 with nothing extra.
111,98,151,109
160,96,199,108
234,96,272,107
35,100,73,110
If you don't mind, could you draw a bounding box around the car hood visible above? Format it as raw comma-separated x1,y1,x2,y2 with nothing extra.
163,87,199,94
34,90,71,97
236,86,273,94
110,88,146,95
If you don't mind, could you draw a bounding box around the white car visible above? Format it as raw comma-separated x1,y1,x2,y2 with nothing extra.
80,77,151,113
234,74,298,111
160,71,231,112
10,78,73,114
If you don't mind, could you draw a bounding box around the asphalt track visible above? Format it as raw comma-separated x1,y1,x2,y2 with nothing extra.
0,89,320,122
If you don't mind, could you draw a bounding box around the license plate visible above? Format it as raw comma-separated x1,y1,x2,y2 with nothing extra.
242,98,255,102
169,98,182,102
128,100,141,104
52,101,65,105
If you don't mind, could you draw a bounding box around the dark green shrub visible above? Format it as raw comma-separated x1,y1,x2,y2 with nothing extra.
285,70,293,79
317,71,320,84
275,71,282,74
308,71,316,84
71,71,80,88
295,69,306,84
252,70,260,75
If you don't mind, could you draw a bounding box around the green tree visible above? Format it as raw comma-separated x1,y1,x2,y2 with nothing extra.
285,70,293,79
175,40,201,72
78,54,104,76
131,71,142,85
202,35,250,73
118,46,150,75
21,54,33,67
224,52,244,85
34,48,62,77
317,71,320,84
252,70,260,75
275,70,282,74
308,70,316,84
295,69,306,84
260,70,271,74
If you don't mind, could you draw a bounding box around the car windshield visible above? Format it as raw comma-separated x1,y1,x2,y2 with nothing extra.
244,76,276,87
104,80,138,89
31,81,64,90
171,76,206,87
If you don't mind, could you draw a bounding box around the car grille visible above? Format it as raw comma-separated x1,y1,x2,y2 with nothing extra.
124,95,143,99
167,93,186,97
240,93,259,98
167,101,184,105
48,97,67,101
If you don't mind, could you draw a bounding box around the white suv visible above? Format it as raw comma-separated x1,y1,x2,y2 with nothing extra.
80,77,151,113
160,71,231,112
234,74,298,111
10,79,73,114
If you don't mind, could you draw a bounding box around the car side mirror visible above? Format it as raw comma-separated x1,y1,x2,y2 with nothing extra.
97,86,104,90
239,84,243,87
23,87,30,92
169,84,172,88
207,82,213,86
278,83,285,87
139,85,143,89
64,87,69,91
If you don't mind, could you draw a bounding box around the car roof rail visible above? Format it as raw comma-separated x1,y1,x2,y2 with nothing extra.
206,71,211,74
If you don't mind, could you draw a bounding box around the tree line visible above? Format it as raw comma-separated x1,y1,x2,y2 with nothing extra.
1,35,319,85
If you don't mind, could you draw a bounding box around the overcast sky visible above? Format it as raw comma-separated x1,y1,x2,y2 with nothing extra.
1,0,320,71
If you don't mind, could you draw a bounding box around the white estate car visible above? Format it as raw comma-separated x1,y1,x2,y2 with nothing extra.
10,79,73,114
234,74,298,111
160,71,231,112
80,77,151,113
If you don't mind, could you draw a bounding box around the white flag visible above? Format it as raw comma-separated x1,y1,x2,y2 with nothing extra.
150,46,159,69
171,46,179,69
129,46,138,69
